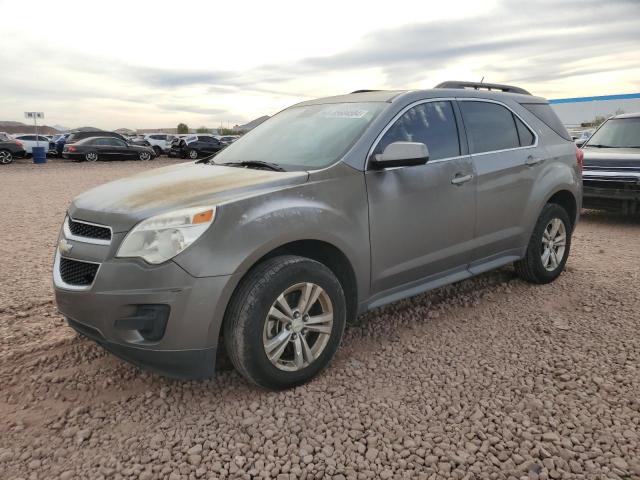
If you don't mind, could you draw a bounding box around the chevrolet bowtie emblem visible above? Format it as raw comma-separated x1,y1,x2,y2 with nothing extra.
58,238,73,255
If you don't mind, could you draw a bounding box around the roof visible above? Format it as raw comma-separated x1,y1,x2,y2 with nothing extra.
549,93,640,104
612,112,640,119
295,88,547,107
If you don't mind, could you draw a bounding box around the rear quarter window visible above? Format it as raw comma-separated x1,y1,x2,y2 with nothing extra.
520,103,572,141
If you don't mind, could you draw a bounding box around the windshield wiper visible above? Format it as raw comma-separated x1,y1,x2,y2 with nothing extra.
218,160,286,172
586,144,615,148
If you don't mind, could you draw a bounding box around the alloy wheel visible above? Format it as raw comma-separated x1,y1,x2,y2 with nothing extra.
0,150,12,164
139,151,151,161
85,152,98,162
541,218,566,271
263,282,334,371
189,149,198,159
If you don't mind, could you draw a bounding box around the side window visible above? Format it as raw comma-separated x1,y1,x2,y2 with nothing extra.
459,101,520,154
374,101,460,160
514,116,535,146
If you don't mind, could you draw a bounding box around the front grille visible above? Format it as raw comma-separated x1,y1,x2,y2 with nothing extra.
68,218,111,241
59,257,99,286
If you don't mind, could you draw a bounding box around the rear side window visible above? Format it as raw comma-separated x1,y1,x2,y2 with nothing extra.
520,103,571,141
460,101,520,154
374,101,460,160
515,116,535,146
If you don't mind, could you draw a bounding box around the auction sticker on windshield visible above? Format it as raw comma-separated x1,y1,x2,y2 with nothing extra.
322,107,369,119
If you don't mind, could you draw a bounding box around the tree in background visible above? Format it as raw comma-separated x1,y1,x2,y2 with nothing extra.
196,126,210,133
177,123,189,134
218,127,240,135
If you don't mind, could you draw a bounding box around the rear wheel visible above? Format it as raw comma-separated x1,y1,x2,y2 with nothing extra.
224,255,346,390
188,149,198,159
514,203,572,284
0,150,13,164
85,152,98,162
138,151,152,161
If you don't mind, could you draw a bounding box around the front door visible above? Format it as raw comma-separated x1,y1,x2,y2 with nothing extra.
366,100,476,295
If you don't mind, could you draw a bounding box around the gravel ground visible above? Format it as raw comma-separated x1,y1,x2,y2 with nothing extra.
1,158,639,480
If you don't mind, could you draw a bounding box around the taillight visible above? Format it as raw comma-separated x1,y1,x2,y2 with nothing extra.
14,140,23,147
68,146,77,152
575,146,584,171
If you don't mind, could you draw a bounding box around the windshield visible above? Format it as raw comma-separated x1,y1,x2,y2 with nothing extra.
213,102,387,170
585,118,640,148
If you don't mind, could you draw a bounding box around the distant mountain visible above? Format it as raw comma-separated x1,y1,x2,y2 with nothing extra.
0,121,28,127
234,115,269,132
52,124,70,132
0,120,63,135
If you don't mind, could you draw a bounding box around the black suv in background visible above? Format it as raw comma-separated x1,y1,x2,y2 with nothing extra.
65,130,128,145
582,112,640,214
169,134,225,159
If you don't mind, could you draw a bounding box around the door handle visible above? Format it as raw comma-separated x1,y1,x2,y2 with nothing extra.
451,173,473,185
525,155,544,166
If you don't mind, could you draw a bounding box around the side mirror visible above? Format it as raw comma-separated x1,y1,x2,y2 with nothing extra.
371,141,429,168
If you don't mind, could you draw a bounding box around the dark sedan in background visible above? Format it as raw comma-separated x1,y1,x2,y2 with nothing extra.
63,137,156,162
0,134,26,164
582,112,640,214
169,134,225,159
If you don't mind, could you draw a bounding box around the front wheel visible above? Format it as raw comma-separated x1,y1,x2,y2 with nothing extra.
188,149,198,159
85,152,98,162
224,255,346,390
0,149,13,164
138,151,152,161
514,203,572,284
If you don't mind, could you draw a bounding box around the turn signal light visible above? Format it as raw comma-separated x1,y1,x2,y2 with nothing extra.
193,209,214,224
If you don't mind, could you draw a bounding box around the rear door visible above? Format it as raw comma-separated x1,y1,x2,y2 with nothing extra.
366,99,476,295
458,99,542,270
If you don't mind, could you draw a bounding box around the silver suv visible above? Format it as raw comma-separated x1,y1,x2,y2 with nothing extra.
54,82,582,389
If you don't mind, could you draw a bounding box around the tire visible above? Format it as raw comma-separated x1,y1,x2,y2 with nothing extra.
152,146,162,157
188,149,198,159
138,151,152,161
514,203,572,284
224,255,346,390
0,149,13,165
85,152,98,162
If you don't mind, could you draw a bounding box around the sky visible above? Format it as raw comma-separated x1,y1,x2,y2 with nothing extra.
1,0,639,130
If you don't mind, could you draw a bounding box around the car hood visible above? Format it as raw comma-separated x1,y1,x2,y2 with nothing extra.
69,162,309,232
583,147,640,170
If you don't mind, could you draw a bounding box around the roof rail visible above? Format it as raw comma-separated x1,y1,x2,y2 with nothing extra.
350,89,381,94
435,81,531,95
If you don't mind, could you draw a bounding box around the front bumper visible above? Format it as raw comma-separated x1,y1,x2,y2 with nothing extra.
582,169,640,212
53,237,239,378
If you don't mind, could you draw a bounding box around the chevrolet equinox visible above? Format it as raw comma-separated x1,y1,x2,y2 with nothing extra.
54,82,582,390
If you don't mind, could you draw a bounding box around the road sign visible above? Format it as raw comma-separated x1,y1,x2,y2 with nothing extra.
24,112,45,148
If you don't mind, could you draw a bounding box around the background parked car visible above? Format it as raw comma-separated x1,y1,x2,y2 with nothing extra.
63,136,156,162
128,137,153,148
169,134,224,159
217,135,240,145
54,134,69,157
65,130,127,145
13,135,51,154
574,130,593,147
582,112,640,214
141,133,175,156
0,134,26,164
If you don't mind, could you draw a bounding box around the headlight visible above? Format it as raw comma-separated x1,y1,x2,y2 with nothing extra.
117,206,216,264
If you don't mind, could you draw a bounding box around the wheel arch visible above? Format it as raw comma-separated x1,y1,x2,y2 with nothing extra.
214,238,359,363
